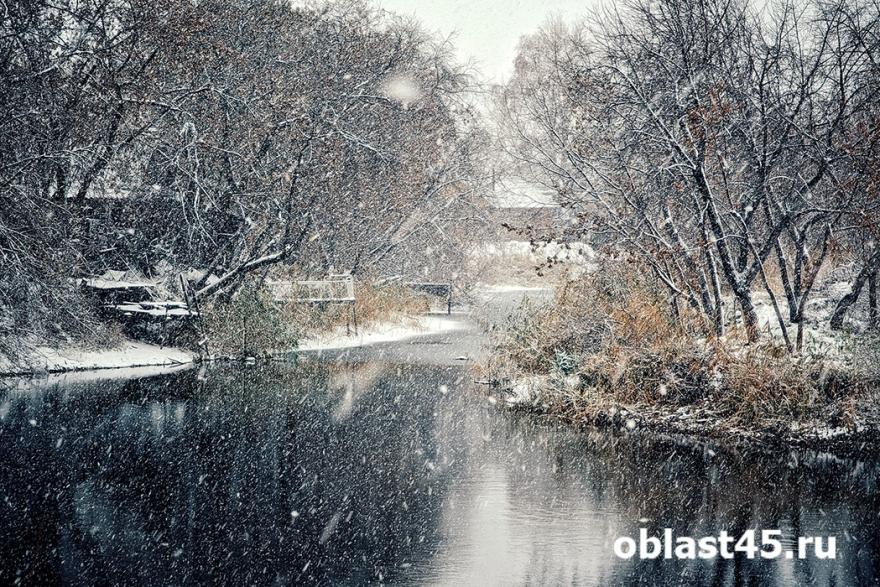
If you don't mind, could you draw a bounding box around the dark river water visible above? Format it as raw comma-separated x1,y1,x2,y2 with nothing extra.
1,307,879,585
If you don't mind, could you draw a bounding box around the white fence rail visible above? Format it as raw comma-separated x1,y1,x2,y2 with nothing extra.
269,276,357,334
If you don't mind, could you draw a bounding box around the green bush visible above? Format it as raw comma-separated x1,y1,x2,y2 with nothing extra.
203,281,297,357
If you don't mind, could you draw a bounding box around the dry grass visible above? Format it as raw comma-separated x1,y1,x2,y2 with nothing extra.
201,279,434,357
281,280,432,335
485,260,871,427
352,281,432,327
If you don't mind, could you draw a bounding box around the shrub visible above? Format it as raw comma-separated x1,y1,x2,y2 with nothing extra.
201,278,432,357
276,280,431,340
485,259,866,425
203,280,297,357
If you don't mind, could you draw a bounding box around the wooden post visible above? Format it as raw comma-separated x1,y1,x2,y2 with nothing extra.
242,313,247,359
869,271,878,329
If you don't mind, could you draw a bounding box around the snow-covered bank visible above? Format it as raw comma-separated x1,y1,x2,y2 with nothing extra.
477,284,553,293
489,375,880,455
0,313,470,377
296,314,468,352
1,364,195,393
0,341,195,377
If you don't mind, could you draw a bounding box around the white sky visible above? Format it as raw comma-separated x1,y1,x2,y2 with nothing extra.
375,0,593,83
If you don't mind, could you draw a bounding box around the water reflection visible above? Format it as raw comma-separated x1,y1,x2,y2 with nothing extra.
0,361,878,585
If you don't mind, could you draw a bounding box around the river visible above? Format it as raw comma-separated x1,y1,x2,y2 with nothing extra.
1,290,878,585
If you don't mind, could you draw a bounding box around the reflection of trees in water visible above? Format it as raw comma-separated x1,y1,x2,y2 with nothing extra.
485,412,880,585
1,367,879,585
0,361,460,585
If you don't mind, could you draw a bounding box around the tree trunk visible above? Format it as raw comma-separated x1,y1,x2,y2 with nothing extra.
792,226,832,351
758,263,792,351
736,288,760,342
774,241,798,322
830,252,880,330
702,223,725,335
869,271,877,329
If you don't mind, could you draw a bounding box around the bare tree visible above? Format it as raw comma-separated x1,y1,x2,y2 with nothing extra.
827,0,880,329
496,0,879,348
0,0,179,341
0,0,487,347
128,0,485,299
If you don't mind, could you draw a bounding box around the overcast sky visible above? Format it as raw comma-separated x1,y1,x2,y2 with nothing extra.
375,0,592,83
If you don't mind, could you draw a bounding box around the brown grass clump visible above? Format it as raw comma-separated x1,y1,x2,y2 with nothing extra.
201,279,433,357
281,280,432,335
352,281,431,327
486,260,869,427
483,281,608,375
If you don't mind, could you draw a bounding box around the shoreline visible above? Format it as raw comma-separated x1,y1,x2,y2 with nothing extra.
490,384,880,457
0,313,466,378
0,341,196,378
295,313,467,352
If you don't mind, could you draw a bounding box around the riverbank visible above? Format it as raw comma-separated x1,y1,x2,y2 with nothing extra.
490,375,880,456
0,341,195,377
0,313,464,377
479,272,880,455
297,313,466,352
482,344,880,456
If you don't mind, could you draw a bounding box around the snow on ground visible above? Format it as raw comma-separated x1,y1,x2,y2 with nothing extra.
1,314,470,376
504,375,548,405
748,288,859,359
1,364,195,393
15,342,195,375
477,284,553,293
297,314,468,352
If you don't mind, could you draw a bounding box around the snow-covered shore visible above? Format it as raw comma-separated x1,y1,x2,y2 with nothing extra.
0,341,196,377
1,363,197,392
296,314,467,352
1,313,468,377
489,373,880,455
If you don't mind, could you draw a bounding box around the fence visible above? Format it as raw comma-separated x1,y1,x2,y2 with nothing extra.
269,275,357,334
